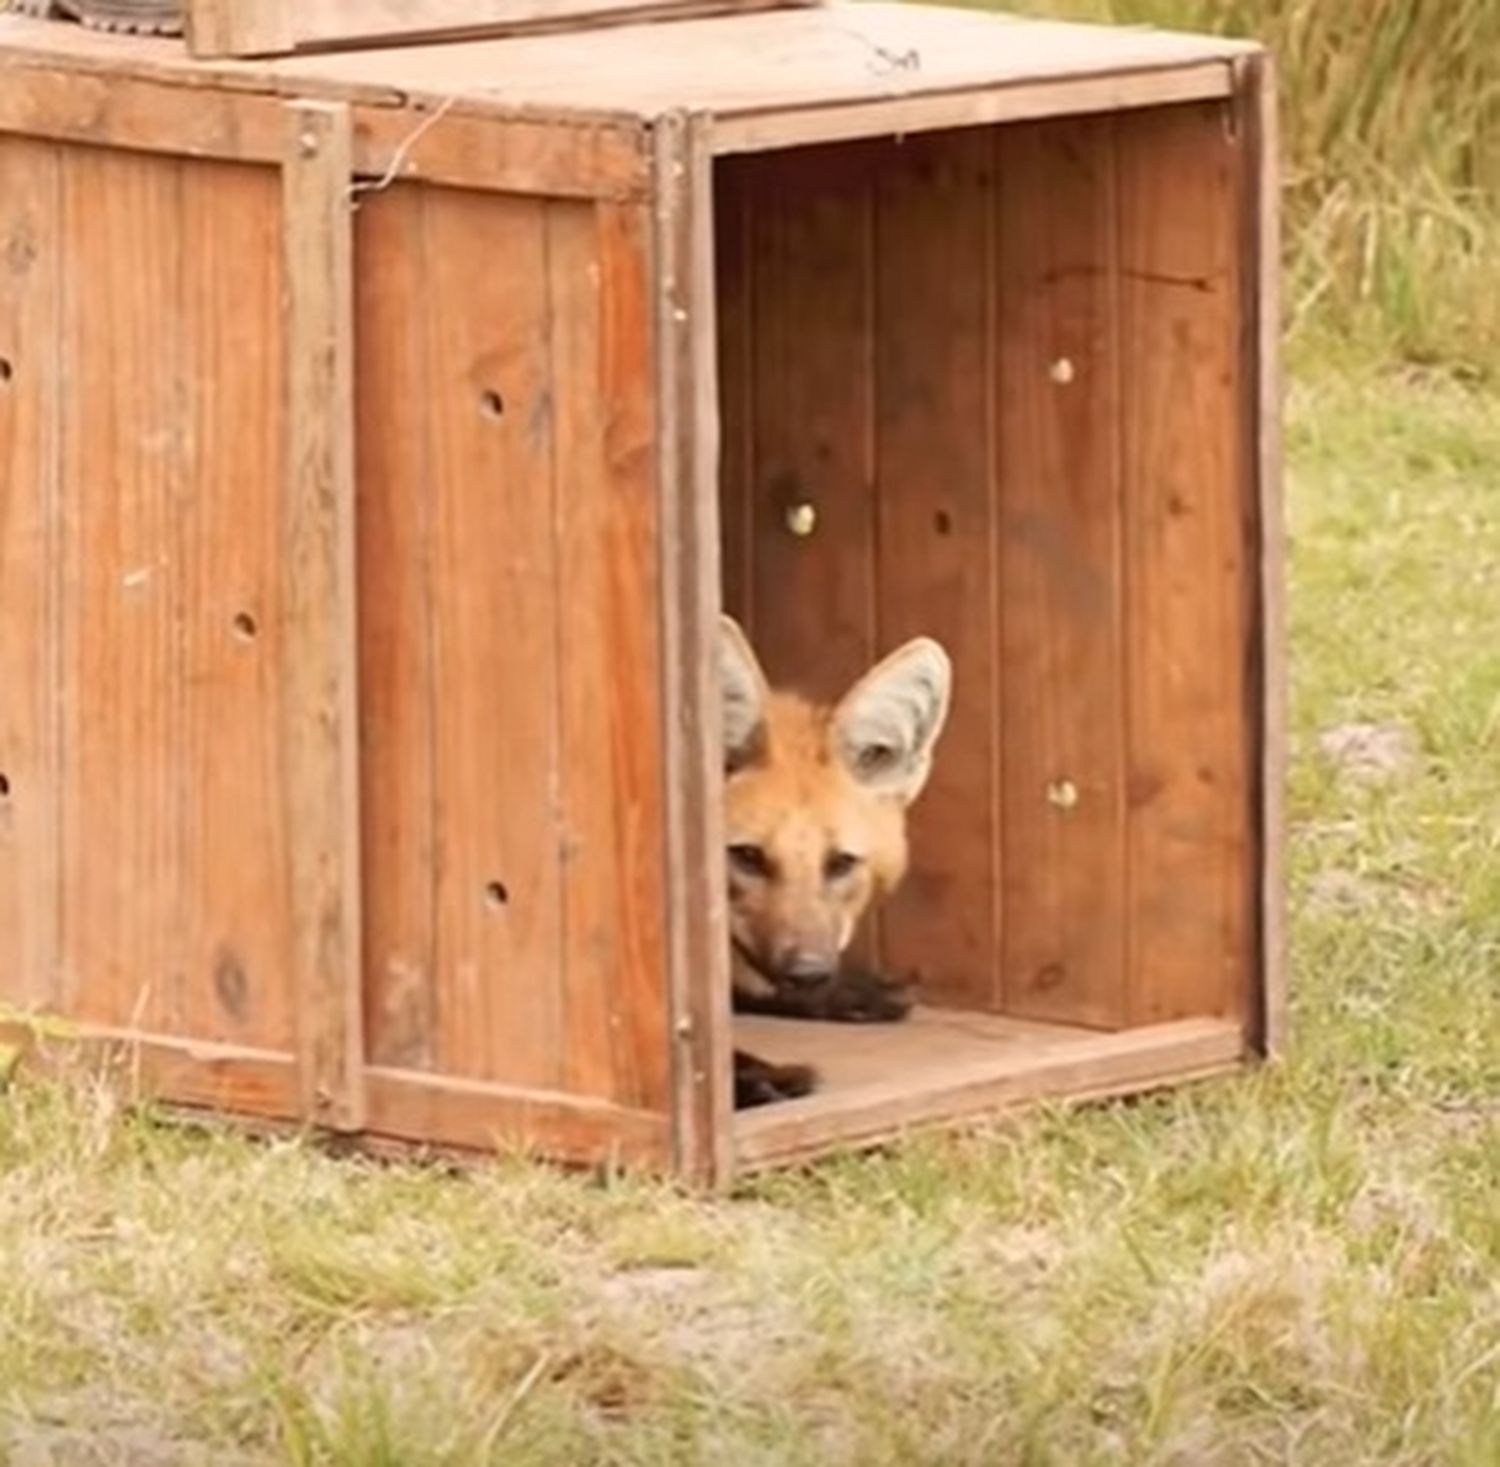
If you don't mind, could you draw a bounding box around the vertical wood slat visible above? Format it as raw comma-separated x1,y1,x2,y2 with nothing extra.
743,142,877,703
656,112,734,1186
1239,55,1286,1058
59,145,185,1035
420,187,564,1091
713,163,754,631
996,118,1128,1029
0,137,61,1016
873,129,999,1010
281,101,365,1129
549,197,672,1109
1117,98,1252,1028
180,159,296,1052
353,185,437,1072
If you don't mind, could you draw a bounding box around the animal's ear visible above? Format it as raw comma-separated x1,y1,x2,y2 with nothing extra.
832,638,952,803
720,615,770,772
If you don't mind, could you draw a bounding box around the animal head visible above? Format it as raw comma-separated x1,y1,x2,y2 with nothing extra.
719,615,952,990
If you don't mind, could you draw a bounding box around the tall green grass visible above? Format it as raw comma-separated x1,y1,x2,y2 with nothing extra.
983,0,1500,373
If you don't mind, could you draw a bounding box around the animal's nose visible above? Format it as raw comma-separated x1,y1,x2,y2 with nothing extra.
778,948,835,986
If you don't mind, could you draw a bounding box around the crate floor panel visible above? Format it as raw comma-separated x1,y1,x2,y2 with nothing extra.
734,1010,1246,1166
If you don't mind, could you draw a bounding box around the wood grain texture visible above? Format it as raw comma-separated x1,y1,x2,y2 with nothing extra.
0,136,61,1017
0,61,651,200
353,184,438,1074
364,1067,671,1169
1117,99,1253,1027
740,141,876,701
180,157,295,1054
1,1021,302,1116
357,180,678,1122
1242,55,1286,1059
57,143,185,1037
656,113,735,1186
712,159,753,629
185,0,812,59
548,198,671,1110
872,129,999,1011
421,186,565,1091
282,102,365,1130
735,1015,1245,1168
711,63,1235,154
996,117,1128,1030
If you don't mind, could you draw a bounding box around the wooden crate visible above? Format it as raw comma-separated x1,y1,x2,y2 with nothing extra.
0,2,1283,1185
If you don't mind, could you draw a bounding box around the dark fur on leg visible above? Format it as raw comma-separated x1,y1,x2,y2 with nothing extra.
733,966,916,1024
734,1050,818,1109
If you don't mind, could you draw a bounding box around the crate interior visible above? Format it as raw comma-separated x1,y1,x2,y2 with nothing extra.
714,105,1260,1133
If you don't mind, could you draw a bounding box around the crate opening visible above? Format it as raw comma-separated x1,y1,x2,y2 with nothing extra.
713,108,1258,1145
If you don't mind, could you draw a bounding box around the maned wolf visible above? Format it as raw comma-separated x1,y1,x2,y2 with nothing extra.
719,616,953,1108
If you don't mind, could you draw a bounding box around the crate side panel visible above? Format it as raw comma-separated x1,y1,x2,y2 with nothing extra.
871,129,1000,1011
357,183,567,1092
995,117,1129,1030
1118,100,1253,1024
55,146,298,1056
0,137,61,1014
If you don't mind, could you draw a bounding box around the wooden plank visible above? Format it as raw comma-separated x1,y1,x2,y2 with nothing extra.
735,1016,1246,1168
872,128,998,1012
353,183,438,1073
364,1068,671,1169
281,102,365,1130
57,144,185,1037
351,105,650,203
0,61,651,200
548,198,672,1110
995,117,1128,1031
1240,54,1286,1059
736,1005,1094,1091
1117,99,1253,1027
711,62,1235,155
1,1022,302,1117
712,157,753,628
186,0,813,60
419,185,564,1091
0,136,61,1017
655,113,734,1187
179,157,296,1054
742,140,876,701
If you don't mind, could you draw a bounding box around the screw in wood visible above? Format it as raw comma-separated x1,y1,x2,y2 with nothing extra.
785,502,817,538
1049,357,1075,385
1046,778,1079,810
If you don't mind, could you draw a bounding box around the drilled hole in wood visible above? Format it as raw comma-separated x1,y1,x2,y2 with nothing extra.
479,389,505,420
933,509,953,536
0,357,12,385
232,611,259,642
484,881,509,910
0,773,10,800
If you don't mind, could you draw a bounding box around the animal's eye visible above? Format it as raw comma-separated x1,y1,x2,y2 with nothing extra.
728,843,772,879
824,850,862,882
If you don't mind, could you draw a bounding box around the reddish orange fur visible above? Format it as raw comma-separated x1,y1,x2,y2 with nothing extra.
726,687,911,993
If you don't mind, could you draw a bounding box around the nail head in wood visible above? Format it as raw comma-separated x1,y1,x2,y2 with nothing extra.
785,501,817,538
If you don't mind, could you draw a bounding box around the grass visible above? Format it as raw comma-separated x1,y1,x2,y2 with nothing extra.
2,357,1497,1465
2,2,1497,1463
